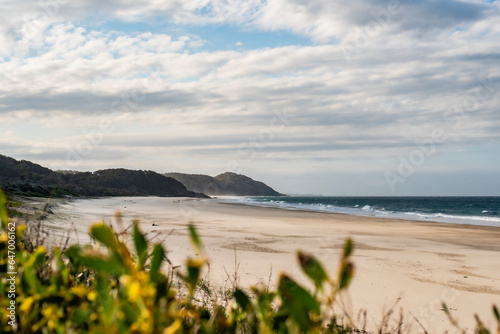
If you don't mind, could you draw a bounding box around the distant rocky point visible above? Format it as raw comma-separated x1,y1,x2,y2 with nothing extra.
164,172,284,196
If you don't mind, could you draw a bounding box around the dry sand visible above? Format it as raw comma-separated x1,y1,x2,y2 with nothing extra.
43,196,500,333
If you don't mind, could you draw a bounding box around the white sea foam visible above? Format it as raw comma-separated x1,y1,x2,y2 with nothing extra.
434,213,500,222
216,197,500,228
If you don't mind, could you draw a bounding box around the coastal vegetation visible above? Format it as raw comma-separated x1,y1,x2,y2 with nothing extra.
164,172,283,196
0,188,499,333
0,155,205,198
0,155,282,199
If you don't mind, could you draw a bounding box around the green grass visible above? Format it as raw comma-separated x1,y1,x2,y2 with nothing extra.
6,197,23,208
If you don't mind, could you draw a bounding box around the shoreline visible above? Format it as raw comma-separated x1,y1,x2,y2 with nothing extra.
32,197,500,332
221,199,500,230
211,200,500,251
16,194,500,229
215,196,500,228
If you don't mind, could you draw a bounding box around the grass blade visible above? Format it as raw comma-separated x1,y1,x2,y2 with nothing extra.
0,187,9,231
343,238,353,258
133,220,148,268
188,223,203,252
339,261,354,290
150,243,165,282
298,251,328,290
234,289,252,310
90,223,118,248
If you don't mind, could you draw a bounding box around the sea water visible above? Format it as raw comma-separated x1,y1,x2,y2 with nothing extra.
218,196,500,228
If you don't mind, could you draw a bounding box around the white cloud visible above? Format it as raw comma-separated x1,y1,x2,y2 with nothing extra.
1,0,500,194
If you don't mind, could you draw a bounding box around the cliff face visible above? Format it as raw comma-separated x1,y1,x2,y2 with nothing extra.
164,172,283,196
0,155,208,198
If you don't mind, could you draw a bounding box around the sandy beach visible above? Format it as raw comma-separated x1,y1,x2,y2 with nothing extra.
43,196,500,333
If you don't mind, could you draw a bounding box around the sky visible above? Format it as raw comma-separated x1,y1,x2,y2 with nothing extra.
1,0,499,196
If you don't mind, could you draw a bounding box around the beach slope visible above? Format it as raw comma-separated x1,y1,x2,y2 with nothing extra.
46,197,500,333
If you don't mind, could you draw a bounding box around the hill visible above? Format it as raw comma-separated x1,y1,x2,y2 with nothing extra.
0,155,207,198
164,173,224,195
164,172,283,196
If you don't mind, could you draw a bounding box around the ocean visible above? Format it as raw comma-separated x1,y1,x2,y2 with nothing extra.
219,196,500,228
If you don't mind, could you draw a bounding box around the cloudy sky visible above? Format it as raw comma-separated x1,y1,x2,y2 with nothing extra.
1,0,499,195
